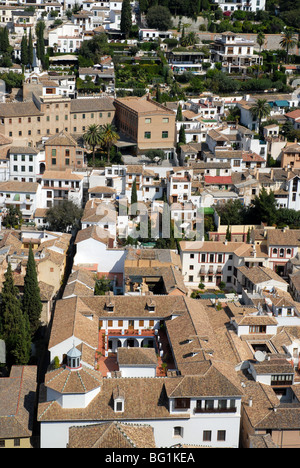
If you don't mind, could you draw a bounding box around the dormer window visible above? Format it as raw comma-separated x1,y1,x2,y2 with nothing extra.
146,298,156,313
113,386,125,412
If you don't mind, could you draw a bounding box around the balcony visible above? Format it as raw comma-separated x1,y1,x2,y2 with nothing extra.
194,407,237,414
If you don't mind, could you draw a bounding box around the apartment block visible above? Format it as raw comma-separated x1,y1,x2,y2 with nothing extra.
0,94,115,147
114,95,176,157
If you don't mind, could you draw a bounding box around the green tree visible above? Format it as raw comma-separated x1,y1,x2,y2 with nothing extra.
28,28,33,69
225,225,231,241
146,5,172,31
21,34,28,67
216,199,246,225
176,103,183,121
94,276,111,295
250,98,271,136
0,27,9,54
0,264,31,365
45,200,83,232
120,0,132,39
252,187,277,225
131,177,138,207
84,124,103,166
36,21,45,68
100,123,119,164
178,124,186,145
279,30,297,64
22,244,42,337
2,206,23,229
256,32,265,78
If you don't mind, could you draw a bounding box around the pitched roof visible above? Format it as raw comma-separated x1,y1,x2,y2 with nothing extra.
117,347,157,367
44,130,77,147
237,266,287,285
68,422,156,448
0,101,42,118
70,97,115,113
0,366,37,439
0,180,39,193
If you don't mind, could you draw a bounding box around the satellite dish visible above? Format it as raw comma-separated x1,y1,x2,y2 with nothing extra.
254,351,266,362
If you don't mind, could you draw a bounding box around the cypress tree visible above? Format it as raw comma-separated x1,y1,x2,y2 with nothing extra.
131,177,138,208
120,0,132,39
178,124,186,144
176,103,183,121
22,244,42,337
28,28,33,69
36,21,45,67
0,263,31,365
21,34,28,67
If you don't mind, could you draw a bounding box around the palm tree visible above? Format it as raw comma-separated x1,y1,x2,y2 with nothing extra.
250,98,271,137
280,30,297,64
256,32,265,78
100,123,119,164
83,124,103,166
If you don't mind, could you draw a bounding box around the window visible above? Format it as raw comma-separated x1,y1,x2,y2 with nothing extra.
145,118,151,124
205,400,214,410
174,398,190,409
116,401,123,412
163,117,169,123
162,131,168,138
108,320,113,327
217,430,226,441
203,431,211,442
65,158,70,166
52,149,56,157
249,325,266,334
14,438,20,447
173,427,183,437
118,320,123,327
144,131,151,139
52,158,56,165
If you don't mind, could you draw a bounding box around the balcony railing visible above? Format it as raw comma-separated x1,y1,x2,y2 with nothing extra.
194,407,237,414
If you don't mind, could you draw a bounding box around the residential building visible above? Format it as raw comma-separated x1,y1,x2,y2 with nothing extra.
9,146,44,182
285,109,300,130
0,180,42,220
38,295,243,448
211,32,262,74
44,131,85,172
0,366,37,448
114,95,176,158
212,0,266,12
40,169,84,208
0,93,115,146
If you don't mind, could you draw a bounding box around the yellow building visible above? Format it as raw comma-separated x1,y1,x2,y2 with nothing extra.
0,366,37,448
114,95,176,156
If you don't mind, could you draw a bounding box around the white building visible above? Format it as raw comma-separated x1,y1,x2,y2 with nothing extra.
212,0,266,13
38,295,243,448
40,169,84,208
0,180,42,220
9,146,45,182
211,32,262,74
48,21,91,53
